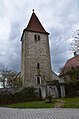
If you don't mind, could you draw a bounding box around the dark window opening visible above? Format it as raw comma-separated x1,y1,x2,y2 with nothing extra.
37,77,40,84
34,35,40,42
38,35,40,41
37,63,40,69
34,35,37,42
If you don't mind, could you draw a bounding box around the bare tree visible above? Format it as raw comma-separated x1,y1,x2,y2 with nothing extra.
6,70,17,88
0,66,10,88
71,29,79,53
7,71,22,88
0,64,22,88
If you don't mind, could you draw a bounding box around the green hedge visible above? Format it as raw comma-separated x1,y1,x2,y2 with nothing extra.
0,87,39,105
65,81,79,97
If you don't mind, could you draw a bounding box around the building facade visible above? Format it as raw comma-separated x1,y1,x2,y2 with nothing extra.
21,11,65,99
21,11,52,86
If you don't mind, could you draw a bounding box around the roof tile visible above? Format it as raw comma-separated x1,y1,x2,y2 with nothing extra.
60,55,79,76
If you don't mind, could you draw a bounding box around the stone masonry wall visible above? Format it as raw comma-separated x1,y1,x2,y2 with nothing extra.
21,31,52,87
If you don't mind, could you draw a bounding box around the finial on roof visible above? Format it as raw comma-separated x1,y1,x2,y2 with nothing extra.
32,9,34,12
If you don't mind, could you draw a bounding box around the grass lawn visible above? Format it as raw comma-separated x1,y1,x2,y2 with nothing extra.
0,97,79,108
62,97,79,108
2,100,55,108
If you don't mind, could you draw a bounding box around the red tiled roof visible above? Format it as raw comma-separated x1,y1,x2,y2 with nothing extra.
25,11,49,34
60,55,79,76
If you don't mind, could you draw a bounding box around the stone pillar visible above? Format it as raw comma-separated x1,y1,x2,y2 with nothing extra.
60,85,65,98
41,86,46,99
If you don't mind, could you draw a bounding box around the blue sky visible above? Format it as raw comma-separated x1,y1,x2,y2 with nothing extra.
0,0,79,73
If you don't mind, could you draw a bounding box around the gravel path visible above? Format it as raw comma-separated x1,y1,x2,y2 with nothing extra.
0,108,79,119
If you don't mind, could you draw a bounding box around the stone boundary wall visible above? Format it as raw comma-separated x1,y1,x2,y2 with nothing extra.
0,88,22,94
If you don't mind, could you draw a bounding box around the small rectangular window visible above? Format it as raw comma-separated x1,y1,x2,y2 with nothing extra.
34,35,40,42
38,35,40,41
37,63,40,69
34,35,37,42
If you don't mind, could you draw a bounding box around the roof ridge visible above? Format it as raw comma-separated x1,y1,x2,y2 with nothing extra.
66,54,79,62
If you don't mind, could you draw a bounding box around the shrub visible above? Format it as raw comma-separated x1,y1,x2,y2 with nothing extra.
65,81,79,97
45,94,52,103
0,87,38,105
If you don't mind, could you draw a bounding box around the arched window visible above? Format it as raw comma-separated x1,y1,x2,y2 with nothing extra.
36,76,41,84
37,63,40,69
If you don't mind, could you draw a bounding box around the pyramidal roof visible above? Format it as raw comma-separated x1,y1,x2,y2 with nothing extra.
25,11,49,34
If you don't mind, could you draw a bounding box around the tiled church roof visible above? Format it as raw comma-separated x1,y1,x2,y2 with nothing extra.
25,11,49,34
21,11,49,41
60,54,79,76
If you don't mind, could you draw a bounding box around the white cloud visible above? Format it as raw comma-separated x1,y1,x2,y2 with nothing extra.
0,0,79,72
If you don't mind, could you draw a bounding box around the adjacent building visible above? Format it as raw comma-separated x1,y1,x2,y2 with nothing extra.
60,53,79,81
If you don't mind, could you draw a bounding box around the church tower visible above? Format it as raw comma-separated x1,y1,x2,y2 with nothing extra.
21,11,52,87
